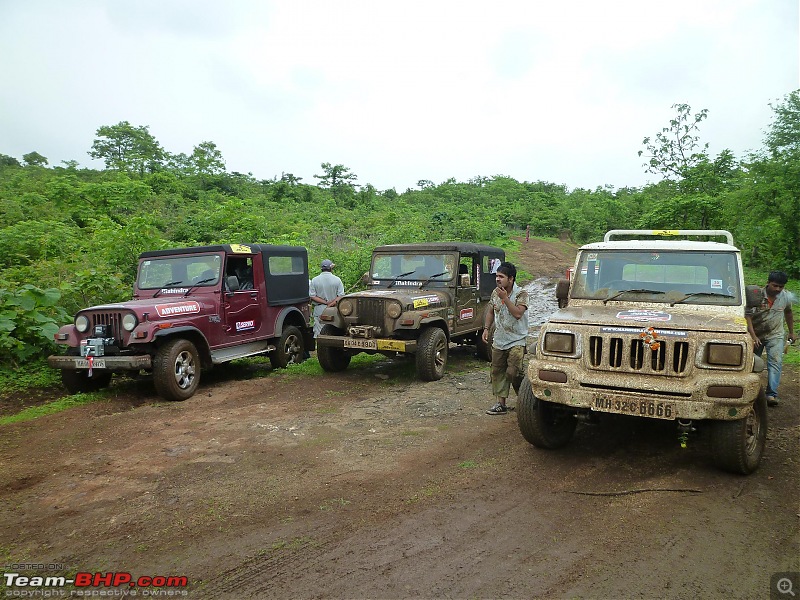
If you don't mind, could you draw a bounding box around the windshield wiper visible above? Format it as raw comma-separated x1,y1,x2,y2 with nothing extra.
670,291,734,306
387,270,418,288
603,289,666,304
420,271,449,288
183,278,216,297
153,281,183,298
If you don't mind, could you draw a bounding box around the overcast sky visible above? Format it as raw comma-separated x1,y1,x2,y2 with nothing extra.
1,0,798,192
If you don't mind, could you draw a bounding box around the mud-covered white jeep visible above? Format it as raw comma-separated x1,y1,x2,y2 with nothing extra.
517,230,767,474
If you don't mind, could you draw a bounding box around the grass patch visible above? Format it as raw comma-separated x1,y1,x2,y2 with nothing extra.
0,391,108,426
405,484,441,504
0,358,61,394
319,497,351,511
458,460,478,469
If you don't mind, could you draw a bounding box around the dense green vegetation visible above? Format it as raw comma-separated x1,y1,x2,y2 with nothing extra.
1,92,798,373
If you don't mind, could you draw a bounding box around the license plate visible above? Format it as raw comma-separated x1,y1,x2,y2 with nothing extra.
75,358,106,369
344,338,377,350
377,339,406,351
592,395,674,419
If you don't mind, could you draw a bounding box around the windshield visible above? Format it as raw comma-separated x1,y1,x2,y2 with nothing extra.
371,253,456,283
138,254,222,290
570,250,741,305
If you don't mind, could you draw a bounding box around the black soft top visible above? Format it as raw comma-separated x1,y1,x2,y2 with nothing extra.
373,242,502,254
139,244,305,258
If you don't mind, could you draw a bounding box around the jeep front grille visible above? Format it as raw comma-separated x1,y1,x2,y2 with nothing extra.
588,335,690,375
88,312,124,342
356,298,385,328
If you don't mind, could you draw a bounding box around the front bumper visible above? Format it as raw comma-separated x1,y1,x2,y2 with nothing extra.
528,362,761,421
316,335,418,354
48,354,153,371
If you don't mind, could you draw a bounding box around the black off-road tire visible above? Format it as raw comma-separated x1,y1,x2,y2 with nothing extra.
153,338,201,401
711,391,767,475
269,325,306,369
517,376,577,448
416,327,448,381
317,325,352,372
61,369,112,395
475,322,495,362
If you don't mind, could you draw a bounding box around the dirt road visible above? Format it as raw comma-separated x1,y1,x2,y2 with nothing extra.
1,238,798,599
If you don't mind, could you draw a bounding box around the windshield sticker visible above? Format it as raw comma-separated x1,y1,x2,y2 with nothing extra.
615,309,672,322
460,308,474,320
155,301,201,318
412,295,440,308
710,279,723,289
229,244,252,254
601,326,687,338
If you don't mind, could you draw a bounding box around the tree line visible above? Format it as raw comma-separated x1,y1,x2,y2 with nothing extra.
0,91,798,368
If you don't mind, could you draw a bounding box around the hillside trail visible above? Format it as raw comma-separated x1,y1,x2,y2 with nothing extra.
0,236,797,599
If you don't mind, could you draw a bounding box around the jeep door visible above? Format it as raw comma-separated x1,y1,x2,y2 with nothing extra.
454,254,480,333
221,253,263,343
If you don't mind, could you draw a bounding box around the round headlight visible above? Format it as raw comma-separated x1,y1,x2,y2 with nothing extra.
387,302,402,319
122,313,138,331
75,315,90,333
339,299,354,316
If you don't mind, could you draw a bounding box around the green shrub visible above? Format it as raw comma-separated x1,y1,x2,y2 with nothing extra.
0,285,69,367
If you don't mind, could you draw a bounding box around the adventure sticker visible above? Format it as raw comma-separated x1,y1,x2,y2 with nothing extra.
459,308,474,320
236,320,255,331
155,301,201,318
615,309,672,322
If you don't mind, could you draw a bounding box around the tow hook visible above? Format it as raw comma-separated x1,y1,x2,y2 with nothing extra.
677,419,695,449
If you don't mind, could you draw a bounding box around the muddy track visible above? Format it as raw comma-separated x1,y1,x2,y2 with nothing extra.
1,237,798,599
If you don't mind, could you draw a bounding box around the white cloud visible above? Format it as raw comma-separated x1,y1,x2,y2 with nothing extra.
0,0,796,189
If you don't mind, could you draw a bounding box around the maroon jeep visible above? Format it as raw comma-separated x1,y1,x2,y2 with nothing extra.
48,244,312,401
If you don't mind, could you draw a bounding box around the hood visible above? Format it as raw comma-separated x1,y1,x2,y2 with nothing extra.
549,305,747,334
79,297,214,319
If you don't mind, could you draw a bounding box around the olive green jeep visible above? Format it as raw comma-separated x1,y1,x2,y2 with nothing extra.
315,242,504,380
517,230,767,474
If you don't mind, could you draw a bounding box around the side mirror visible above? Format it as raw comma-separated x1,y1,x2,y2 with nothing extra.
226,275,240,292
555,278,570,308
745,285,762,308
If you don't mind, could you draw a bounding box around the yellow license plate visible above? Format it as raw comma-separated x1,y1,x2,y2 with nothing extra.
377,339,406,351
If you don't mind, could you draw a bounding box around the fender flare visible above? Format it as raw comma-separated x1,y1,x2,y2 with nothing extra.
274,306,309,334
419,318,450,341
153,326,212,364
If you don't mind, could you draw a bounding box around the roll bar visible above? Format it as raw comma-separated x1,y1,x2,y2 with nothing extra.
603,229,734,245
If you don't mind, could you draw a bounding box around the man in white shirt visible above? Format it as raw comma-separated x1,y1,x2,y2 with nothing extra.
310,259,344,338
